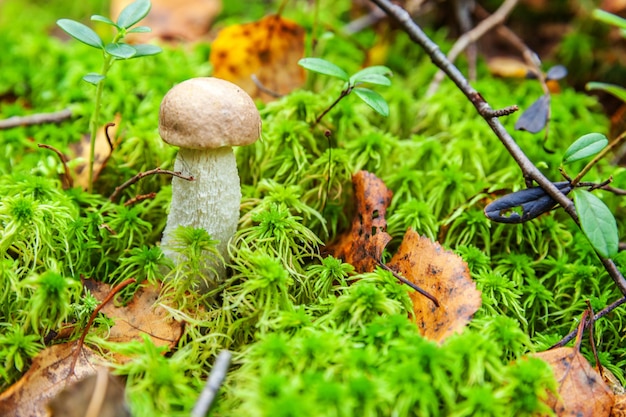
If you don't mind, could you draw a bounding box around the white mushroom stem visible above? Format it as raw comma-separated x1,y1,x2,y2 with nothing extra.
161,146,241,280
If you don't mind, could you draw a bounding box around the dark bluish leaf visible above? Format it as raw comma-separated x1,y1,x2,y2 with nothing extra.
546,65,567,81
484,182,572,223
515,94,550,134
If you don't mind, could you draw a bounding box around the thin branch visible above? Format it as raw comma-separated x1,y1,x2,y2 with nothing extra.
377,260,440,307
369,0,626,296
251,74,283,99
191,350,233,417
124,192,157,206
37,144,74,189
70,278,136,376
427,0,519,96
550,296,626,348
109,168,193,203
0,108,72,129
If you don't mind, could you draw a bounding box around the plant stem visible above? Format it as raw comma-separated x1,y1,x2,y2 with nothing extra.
572,130,626,186
87,55,114,193
314,87,352,127
369,0,626,295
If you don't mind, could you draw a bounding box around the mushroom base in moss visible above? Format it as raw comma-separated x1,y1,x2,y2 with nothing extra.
161,147,241,284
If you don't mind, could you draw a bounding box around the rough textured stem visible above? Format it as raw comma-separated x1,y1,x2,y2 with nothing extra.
161,147,241,281
369,0,626,295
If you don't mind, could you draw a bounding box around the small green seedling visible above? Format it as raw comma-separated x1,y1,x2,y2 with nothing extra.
57,0,162,192
298,57,392,125
485,131,621,259
561,132,618,258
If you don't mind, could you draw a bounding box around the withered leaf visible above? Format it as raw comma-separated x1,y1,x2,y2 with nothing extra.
84,279,183,362
387,229,481,342
69,115,120,190
0,342,107,417
325,170,393,273
48,368,129,417
210,14,306,102
111,0,222,42
535,347,615,417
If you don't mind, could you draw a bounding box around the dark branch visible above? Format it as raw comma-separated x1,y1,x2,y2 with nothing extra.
368,0,626,296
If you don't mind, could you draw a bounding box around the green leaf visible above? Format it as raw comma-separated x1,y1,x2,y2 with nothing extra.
91,15,117,26
117,0,151,29
562,133,608,164
298,58,349,81
593,9,626,31
56,19,104,49
350,66,392,83
129,44,162,58
127,26,151,33
351,73,391,86
82,73,106,85
353,88,389,117
586,82,626,104
105,43,137,59
572,188,619,258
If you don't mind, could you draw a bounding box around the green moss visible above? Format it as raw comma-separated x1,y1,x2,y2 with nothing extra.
0,0,622,415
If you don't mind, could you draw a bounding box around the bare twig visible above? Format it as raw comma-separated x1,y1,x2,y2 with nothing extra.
109,168,193,203
251,74,283,99
550,296,626,348
0,108,72,129
454,0,478,81
427,0,519,96
124,192,157,206
70,278,136,376
369,0,626,295
191,350,232,417
37,143,74,189
377,260,440,307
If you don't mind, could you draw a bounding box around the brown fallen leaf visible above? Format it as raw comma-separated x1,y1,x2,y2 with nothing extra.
69,115,120,191
84,279,183,362
210,14,306,102
111,0,222,42
47,368,129,417
387,229,481,342
612,394,626,417
0,342,107,417
325,170,393,273
535,347,615,417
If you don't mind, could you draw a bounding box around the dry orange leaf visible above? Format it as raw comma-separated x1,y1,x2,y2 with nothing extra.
111,0,222,42
612,394,626,417
84,279,183,362
69,115,120,190
387,229,481,342
535,347,615,417
0,342,107,417
325,170,393,273
210,14,306,102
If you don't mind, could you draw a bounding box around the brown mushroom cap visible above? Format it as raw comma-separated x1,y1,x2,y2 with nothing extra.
159,77,261,149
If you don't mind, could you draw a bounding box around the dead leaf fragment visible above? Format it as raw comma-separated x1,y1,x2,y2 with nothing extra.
47,368,129,417
535,347,615,417
325,170,393,273
84,279,183,362
387,229,481,342
111,0,222,42
0,342,107,417
69,115,120,190
210,15,306,102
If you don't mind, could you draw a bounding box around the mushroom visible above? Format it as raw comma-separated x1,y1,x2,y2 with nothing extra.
159,77,261,284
